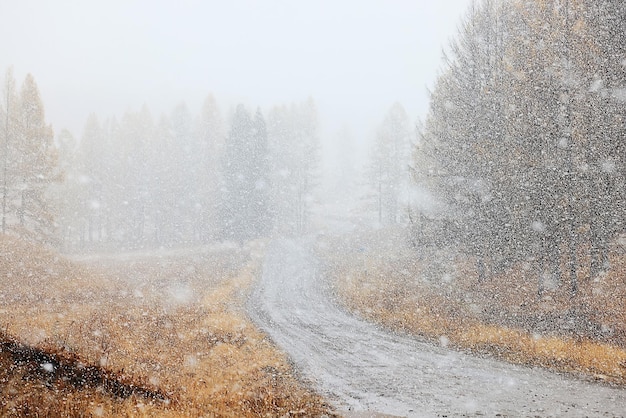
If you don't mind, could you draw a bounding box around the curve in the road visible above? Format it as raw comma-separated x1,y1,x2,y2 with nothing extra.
247,239,626,417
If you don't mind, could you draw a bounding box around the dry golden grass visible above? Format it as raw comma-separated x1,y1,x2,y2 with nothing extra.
0,235,334,417
320,233,626,386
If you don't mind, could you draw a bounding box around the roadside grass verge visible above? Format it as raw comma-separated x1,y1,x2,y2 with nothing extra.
319,231,626,386
0,235,334,417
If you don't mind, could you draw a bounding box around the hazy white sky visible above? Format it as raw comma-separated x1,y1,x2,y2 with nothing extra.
1,0,471,141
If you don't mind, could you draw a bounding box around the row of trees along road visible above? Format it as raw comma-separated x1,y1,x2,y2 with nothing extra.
411,0,625,295
1,68,59,244
57,97,320,250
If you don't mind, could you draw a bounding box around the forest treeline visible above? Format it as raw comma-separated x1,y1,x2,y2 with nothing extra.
411,0,625,294
1,74,320,250
56,98,320,250
1,66,409,252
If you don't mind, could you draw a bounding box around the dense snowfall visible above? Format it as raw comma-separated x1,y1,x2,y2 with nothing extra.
1,0,625,416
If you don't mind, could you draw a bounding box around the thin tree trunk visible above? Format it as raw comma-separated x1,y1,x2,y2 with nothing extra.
2,82,10,234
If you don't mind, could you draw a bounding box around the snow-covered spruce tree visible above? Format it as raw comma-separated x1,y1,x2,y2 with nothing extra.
151,113,179,246
167,103,196,244
194,94,225,242
53,128,78,249
250,107,271,236
73,113,108,246
220,104,271,242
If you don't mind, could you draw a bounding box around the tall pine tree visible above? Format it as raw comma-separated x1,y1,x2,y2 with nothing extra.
220,104,271,242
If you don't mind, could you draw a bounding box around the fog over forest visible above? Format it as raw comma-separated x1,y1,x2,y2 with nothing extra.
1,1,625,416
0,0,473,250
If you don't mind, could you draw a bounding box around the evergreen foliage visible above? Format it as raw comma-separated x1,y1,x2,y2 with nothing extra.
54,96,318,249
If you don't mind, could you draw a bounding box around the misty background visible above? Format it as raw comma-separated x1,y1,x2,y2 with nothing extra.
0,0,470,173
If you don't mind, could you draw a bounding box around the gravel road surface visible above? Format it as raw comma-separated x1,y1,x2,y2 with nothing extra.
247,239,626,417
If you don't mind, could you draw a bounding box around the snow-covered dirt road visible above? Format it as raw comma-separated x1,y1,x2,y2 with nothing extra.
247,239,626,417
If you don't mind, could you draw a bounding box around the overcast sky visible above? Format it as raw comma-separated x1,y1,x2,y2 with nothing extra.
1,0,471,143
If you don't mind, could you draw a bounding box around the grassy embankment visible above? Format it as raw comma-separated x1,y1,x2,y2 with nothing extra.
320,230,626,386
0,235,334,417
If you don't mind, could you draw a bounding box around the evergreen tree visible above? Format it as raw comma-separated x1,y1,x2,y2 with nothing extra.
221,104,271,242
169,103,194,243
152,114,178,245
250,107,271,235
54,128,78,248
195,94,225,242
74,113,108,245
368,102,411,225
